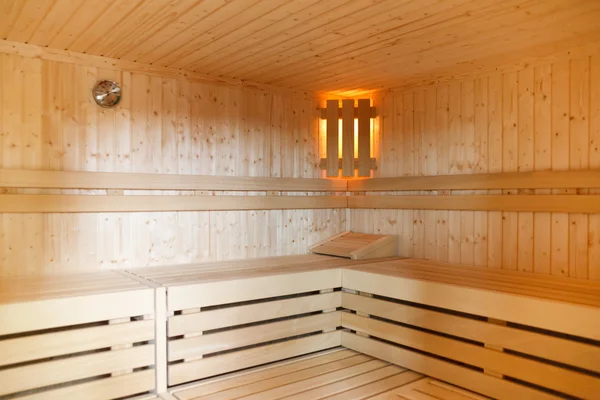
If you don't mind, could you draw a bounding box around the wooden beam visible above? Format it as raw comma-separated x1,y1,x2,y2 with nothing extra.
326,100,340,177
341,100,355,177
348,170,600,191
0,195,347,213
0,169,347,192
319,107,377,119
357,99,371,177
348,195,600,214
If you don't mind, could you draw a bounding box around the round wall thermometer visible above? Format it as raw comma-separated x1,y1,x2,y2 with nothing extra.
93,80,121,108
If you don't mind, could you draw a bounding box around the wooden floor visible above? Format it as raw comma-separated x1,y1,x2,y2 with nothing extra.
169,348,487,400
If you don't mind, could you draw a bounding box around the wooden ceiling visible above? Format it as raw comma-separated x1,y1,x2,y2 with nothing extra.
1,0,600,95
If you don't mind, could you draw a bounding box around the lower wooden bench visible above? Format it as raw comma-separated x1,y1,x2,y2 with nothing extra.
0,270,159,400
342,258,600,400
128,255,356,388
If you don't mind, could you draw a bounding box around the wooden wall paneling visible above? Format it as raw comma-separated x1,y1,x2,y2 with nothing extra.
357,99,371,177
591,55,600,280
502,72,518,270
448,82,461,264
460,80,475,266
380,93,394,177
413,91,425,258
161,76,178,175
436,85,449,262
517,68,534,273
473,77,488,267
97,69,118,173
551,60,571,276
342,99,354,177
569,57,590,279
402,93,414,258
177,78,192,175
326,100,339,177
533,65,552,274
424,88,437,260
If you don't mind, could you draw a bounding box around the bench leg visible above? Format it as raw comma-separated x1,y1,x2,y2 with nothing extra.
320,289,337,333
356,292,373,338
109,317,134,376
484,317,506,378
182,308,203,362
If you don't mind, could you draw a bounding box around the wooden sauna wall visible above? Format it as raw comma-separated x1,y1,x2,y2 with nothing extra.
0,53,345,276
352,54,600,280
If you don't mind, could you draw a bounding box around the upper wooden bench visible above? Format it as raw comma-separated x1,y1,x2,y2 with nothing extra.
0,270,158,400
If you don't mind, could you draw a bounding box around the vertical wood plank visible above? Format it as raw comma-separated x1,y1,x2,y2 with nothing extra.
533,64,552,274
460,80,475,266
502,72,518,270
402,93,414,257
590,55,600,281
326,99,339,177
436,85,449,262
448,82,461,263
517,68,534,273
424,88,437,260
487,73,503,269
357,99,371,177
342,99,354,177
474,76,488,267
413,91,425,258
569,57,590,279
551,61,570,277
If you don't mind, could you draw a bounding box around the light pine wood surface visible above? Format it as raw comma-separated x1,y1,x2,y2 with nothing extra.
358,54,600,281
1,2,599,94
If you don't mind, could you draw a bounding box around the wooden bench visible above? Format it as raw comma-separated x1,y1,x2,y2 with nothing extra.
128,254,379,388
2,253,599,399
0,270,159,400
342,258,600,400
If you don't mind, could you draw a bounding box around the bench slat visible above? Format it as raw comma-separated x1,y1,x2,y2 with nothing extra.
0,344,155,396
169,331,341,386
342,292,600,373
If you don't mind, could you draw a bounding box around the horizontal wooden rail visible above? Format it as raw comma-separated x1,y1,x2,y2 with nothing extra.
0,195,347,213
348,195,600,213
0,169,347,192
348,170,600,191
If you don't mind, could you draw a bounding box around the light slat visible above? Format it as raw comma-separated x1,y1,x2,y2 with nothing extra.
342,269,600,340
326,100,340,177
0,289,154,336
0,194,347,213
348,169,600,191
169,312,341,361
348,194,600,213
168,292,341,336
343,313,599,399
168,268,342,311
15,369,155,400
342,99,355,177
0,169,347,191
357,99,371,177
342,333,559,400
0,344,155,396
168,331,341,386
341,293,600,373
171,350,359,399
0,319,154,367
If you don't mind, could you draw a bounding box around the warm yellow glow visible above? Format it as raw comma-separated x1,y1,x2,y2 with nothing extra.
319,99,375,179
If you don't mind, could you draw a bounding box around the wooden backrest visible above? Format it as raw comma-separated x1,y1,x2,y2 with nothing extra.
131,256,349,387
0,271,157,400
341,259,600,400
